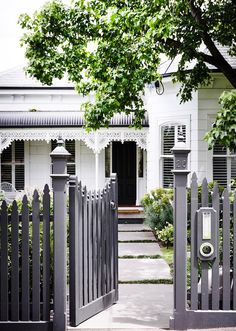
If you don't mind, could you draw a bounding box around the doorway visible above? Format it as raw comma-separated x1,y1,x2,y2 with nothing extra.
112,141,136,205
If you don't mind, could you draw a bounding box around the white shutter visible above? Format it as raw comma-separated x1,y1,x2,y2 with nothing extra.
163,158,174,188
1,145,12,184
66,140,76,175
162,126,175,155
162,124,186,188
231,157,236,188
213,142,227,187
15,141,25,190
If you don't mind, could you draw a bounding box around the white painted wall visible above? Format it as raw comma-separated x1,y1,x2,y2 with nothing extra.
198,73,233,182
0,89,90,112
25,139,106,191
27,141,51,190
79,141,105,190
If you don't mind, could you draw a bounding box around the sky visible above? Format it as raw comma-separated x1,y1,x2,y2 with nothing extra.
0,0,70,72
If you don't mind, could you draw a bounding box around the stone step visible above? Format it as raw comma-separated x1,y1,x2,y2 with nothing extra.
118,223,151,232
119,259,172,282
119,242,162,257
118,231,156,242
118,218,144,224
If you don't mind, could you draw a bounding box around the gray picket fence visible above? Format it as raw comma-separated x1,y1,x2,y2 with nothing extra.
171,144,236,330
189,175,236,311
69,175,118,326
0,186,52,331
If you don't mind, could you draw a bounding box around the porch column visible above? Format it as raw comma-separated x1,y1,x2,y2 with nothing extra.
95,152,99,191
136,145,139,205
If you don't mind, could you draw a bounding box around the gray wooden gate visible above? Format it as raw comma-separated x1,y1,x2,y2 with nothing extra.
0,139,118,331
68,174,118,327
170,142,236,330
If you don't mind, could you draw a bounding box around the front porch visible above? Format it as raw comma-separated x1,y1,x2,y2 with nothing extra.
0,111,148,206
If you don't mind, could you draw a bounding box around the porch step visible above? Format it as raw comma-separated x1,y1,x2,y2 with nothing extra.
118,206,145,224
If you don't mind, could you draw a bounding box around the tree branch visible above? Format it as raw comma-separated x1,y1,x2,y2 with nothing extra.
188,0,236,87
158,37,218,67
198,52,217,67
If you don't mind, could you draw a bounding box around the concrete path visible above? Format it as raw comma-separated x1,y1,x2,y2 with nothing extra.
70,223,173,330
119,259,171,281
71,284,173,329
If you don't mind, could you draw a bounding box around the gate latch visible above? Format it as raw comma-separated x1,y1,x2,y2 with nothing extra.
110,201,116,210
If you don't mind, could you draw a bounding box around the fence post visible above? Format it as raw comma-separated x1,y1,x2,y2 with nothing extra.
50,138,71,331
169,137,190,330
110,173,118,302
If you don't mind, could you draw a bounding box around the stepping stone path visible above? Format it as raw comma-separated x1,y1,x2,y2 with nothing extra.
118,223,172,282
119,242,162,257
118,231,156,242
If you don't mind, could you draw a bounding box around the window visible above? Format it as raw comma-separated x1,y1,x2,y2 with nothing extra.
1,141,25,190
213,142,236,188
161,125,186,188
51,140,76,175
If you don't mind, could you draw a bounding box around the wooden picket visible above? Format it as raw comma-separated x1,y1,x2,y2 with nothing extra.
190,172,198,310
69,175,118,327
0,185,52,330
211,182,220,310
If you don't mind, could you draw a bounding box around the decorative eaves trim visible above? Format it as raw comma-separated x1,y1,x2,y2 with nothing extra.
0,127,148,153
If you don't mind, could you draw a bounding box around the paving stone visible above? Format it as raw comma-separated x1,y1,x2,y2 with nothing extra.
119,259,171,281
118,223,151,232
119,242,162,257
70,284,173,329
118,231,156,242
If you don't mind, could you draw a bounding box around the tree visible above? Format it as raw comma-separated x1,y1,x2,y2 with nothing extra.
19,0,236,129
204,91,236,150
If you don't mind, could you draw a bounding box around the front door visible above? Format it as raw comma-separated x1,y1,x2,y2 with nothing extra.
112,141,136,205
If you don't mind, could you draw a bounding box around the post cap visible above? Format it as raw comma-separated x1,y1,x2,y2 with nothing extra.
50,137,71,158
171,139,190,155
171,127,190,155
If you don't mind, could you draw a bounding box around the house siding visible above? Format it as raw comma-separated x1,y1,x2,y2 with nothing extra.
145,79,198,191
198,73,233,182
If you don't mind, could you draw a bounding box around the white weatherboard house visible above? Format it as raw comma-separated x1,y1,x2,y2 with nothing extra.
0,50,235,206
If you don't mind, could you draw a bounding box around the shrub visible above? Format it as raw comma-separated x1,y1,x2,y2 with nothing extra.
141,181,225,234
141,188,173,231
156,223,174,248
